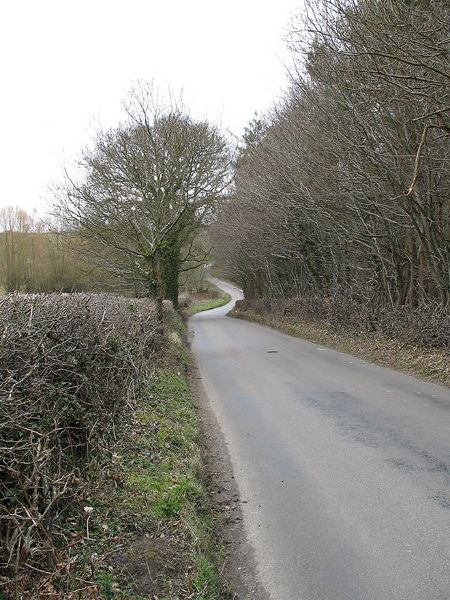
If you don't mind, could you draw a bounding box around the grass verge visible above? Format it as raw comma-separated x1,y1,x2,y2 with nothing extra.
231,309,449,386
186,293,231,316
72,312,230,599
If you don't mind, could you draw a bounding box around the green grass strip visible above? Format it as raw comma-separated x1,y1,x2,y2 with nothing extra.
187,293,231,316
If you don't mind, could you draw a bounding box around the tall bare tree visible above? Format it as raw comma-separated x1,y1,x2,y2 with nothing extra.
214,0,449,309
58,85,231,312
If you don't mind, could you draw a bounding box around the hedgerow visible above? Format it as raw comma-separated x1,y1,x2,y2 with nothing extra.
235,296,449,351
0,293,161,597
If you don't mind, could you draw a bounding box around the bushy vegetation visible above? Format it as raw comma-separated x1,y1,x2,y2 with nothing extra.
97,367,228,599
0,293,161,597
236,296,449,351
233,296,449,384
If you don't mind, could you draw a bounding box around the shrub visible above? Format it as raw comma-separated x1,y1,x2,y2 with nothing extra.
0,293,161,593
236,296,449,351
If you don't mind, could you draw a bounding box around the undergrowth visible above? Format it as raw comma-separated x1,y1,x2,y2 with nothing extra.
0,298,229,599
0,293,161,598
84,312,229,599
232,306,449,386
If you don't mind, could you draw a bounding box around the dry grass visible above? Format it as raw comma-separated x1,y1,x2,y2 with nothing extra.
232,307,449,387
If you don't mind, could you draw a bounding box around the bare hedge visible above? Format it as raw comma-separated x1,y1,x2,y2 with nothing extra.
0,293,161,594
236,296,449,351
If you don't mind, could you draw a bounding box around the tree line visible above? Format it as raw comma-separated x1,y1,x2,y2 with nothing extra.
0,207,97,293
3,2,448,317
213,0,449,310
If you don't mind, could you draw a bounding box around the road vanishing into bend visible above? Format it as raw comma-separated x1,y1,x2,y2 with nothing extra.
190,279,450,600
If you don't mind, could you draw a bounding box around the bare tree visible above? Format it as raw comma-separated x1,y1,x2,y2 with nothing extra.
0,207,41,292
214,0,449,309
58,84,231,313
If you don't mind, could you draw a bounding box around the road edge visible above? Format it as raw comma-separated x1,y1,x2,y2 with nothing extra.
187,344,269,600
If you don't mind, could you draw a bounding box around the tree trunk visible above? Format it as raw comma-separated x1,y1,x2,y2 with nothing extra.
160,238,181,309
147,257,164,324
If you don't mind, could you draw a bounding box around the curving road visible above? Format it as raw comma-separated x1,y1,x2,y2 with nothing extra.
190,279,450,600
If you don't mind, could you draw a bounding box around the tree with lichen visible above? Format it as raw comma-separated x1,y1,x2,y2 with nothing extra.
58,84,230,314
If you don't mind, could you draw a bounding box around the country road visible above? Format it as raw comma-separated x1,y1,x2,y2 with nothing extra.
190,278,450,600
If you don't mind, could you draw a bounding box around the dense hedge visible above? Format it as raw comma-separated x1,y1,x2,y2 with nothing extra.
235,296,449,351
0,293,161,594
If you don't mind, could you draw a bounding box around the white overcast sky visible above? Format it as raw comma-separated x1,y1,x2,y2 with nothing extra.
0,0,301,214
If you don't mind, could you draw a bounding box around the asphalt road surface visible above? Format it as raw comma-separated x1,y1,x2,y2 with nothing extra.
190,279,450,600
